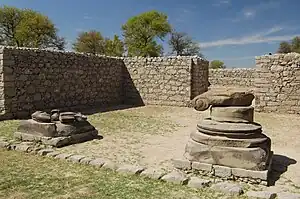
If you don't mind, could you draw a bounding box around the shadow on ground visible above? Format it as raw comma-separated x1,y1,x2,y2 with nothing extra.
269,154,297,186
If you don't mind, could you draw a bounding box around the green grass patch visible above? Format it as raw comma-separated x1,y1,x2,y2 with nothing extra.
0,150,245,199
0,120,20,139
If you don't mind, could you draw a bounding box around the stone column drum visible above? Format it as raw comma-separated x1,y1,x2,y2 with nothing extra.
185,89,272,171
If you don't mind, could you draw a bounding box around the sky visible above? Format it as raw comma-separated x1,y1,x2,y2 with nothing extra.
1,0,300,68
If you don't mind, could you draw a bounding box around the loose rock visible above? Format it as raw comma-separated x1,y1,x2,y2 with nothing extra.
187,177,211,188
211,182,244,196
161,170,189,185
246,191,277,199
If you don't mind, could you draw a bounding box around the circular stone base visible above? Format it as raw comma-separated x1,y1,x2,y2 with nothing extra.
210,106,254,123
197,118,262,135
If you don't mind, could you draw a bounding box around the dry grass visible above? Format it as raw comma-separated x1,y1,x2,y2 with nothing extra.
0,150,245,199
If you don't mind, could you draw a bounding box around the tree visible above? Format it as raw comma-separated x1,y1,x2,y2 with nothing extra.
277,41,292,53
122,10,172,57
291,36,300,53
0,6,65,50
210,60,226,69
104,35,124,56
73,30,105,54
168,31,203,57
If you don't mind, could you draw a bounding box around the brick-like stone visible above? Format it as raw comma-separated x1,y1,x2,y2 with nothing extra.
187,177,211,188
55,153,73,160
46,151,61,157
102,161,119,170
277,192,300,199
116,165,145,175
211,182,244,196
37,149,54,156
89,158,106,167
15,144,32,152
80,157,94,164
246,191,277,199
192,162,212,172
172,158,191,170
232,167,269,180
140,168,166,180
161,170,189,185
67,155,85,163
213,165,232,178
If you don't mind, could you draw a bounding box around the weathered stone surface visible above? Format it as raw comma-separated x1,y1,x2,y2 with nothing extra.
89,158,106,167
192,162,212,172
277,192,300,199
211,182,244,196
67,155,85,163
15,144,32,152
55,153,73,160
17,119,56,137
185,139,270,171
43,137,71,147
80,157,94,164
55,121,95,137
161,170,189,185
246,191,277,199
231,167,269,180
116,165,145,175
37,149,54,156
140,168,166,180
172,158,191,170
187,177,211,188
102,161,119,170
0,140,10,148
45,151,61,157
191,89,254,111
190,130,270,148
210,106,254,123
213,165,232,178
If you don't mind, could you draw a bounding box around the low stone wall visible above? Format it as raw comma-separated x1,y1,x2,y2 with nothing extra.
0,46,124,119
123,56,208,106
0,46,209,119
209,68,255,88
255,53,300,114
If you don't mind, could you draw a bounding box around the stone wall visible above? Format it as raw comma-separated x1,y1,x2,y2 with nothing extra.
0,46,124,119
123,56,208,106
0,46,209,119
209,68,255,88
255,53,300,114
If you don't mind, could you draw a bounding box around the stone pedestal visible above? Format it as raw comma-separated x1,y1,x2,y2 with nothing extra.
180,89,272,185
14,110,100,147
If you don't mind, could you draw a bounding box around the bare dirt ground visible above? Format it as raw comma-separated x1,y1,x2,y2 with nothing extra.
57,105,300,193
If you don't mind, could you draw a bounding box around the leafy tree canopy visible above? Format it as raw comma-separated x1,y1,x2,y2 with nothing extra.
72,30,105,54
277,36,300,54
121,10,172,57
210,60,226,69
0,5,65,50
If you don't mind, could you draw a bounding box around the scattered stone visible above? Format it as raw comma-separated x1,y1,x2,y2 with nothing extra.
277,192,300,199
211,182,244,196
213,165,232,178
116,165,145,175
67,155,86,163
80,157,94,164
0,140,10,148
161,170,189,185
54,153,73,160
140,168,166,180
187,177,211,189
172,158,191,170
45,151,61,157
15,144,32,152
246,191,277,199
102,161,119,170
192,162,212,172
38,149,54,156
89,158,106,167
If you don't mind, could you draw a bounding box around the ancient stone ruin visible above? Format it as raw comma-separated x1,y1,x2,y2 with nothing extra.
174,89,273,185
14,109,99,147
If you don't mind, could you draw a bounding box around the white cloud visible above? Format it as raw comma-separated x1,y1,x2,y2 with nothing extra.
213,0,230,7
200,26,298,48
231,1,280,22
